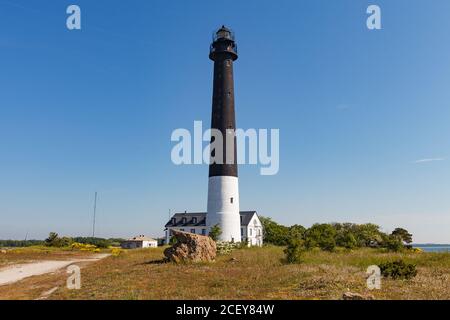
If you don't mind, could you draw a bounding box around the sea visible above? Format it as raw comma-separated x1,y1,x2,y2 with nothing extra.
413,244,450,253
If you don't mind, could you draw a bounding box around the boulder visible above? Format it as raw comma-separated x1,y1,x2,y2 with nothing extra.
164,231,216,263
342,292,375,300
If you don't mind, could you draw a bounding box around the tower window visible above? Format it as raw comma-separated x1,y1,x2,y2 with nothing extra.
230,197,233,204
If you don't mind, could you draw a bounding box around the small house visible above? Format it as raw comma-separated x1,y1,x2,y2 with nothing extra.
121,235,158,249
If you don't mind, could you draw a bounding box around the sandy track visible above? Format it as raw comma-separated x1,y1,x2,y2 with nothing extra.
0,254,110,286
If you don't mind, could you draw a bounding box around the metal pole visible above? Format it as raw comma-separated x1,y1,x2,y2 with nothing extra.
92,192,97,237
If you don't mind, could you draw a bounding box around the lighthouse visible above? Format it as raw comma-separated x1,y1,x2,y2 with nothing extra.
206,26,241,242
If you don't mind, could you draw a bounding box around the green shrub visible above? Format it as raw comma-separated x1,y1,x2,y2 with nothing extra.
391,228,413,245
238,239,249,249
209,224,222,242
169,236,177,245
304,224,336,251
383,235,404,252
260,217,291,246
45,232,73,247
379,260,417,280
336,232,357,249
72,237,116,248
284,239,306,264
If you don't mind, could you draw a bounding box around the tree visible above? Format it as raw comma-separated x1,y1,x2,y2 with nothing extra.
305,224,336,251
355,223,384,247
44,232,73,247
288,224,306,240
284,238,306,264
337,232,358,249
209,224,222,242
45,232,60,247
384,235,404,252
59,237,73,247
391,228,413,245
259,217,290,246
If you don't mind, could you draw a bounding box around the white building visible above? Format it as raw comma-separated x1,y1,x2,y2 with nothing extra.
121,235,158,249
164,211,263,246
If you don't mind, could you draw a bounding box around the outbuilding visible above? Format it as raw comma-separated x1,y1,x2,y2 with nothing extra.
121,235,158,249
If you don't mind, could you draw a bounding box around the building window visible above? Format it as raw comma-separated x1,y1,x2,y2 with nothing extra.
202,229,206,235
249,228,252,236
182,218,187,224
191,229,195,234
240,215,243,223
171,218,176,224
193,217,197,224
241,228,244,236
230,197,233,204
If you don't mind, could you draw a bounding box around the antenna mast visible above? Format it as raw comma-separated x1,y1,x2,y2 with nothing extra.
92,191,97,237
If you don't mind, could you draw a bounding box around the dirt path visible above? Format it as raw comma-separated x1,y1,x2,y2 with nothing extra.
0,254,110,286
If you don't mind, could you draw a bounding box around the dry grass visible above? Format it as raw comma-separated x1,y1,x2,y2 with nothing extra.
0,246,96,268
52,246,450,300
1,246,449,300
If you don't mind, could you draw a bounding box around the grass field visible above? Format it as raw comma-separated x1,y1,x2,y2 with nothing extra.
2,245,448,300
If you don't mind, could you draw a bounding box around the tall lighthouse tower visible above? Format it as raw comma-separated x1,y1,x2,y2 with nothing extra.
206,26,241,242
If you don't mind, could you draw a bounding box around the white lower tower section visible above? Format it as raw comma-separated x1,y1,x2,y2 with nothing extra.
206,176,241,242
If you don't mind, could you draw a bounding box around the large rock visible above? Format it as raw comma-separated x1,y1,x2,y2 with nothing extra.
164,231,216,263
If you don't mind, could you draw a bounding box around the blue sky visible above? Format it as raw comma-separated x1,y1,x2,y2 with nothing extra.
1,0,449,243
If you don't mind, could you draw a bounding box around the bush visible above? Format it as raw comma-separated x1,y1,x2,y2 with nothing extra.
304,224,336,251
45,232,73,247
284,239,306,264
260,217,291,246
111,248,122,256
71,242,99,252
216,241,239,255
259,218,413,253
0,240,44,247
238,238,249,249
72,237,114,248
169,236,177,245
379,260,417,280
209,224,222,242
336,232,358,249
384,235,404,252
391,228,413,245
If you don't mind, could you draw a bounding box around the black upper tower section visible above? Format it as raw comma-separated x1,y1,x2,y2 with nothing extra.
208,26,238,178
